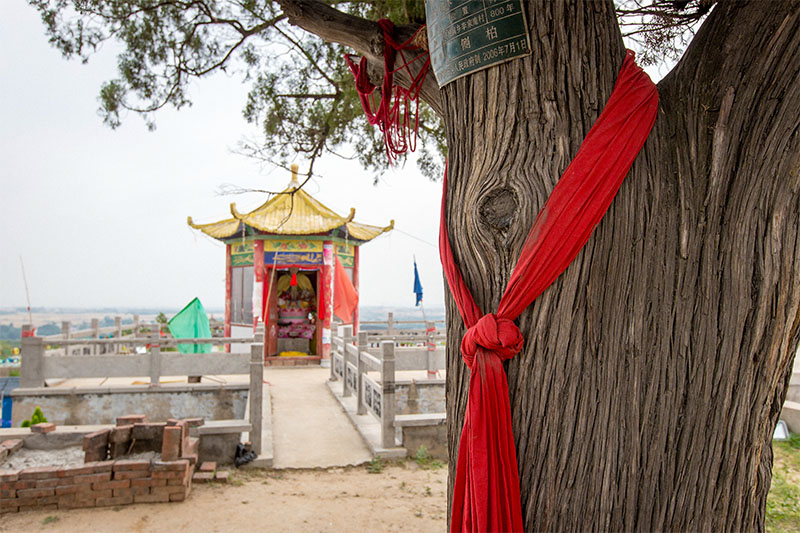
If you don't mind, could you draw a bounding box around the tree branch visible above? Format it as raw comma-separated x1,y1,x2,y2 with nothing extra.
275,0,443,115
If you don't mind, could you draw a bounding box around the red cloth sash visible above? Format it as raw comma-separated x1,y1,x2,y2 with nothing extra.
441,50,658,532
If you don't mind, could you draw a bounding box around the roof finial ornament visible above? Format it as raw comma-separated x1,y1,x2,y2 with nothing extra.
290,164,299,187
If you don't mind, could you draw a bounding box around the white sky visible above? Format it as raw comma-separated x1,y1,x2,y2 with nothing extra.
0,1,446,312
0,2,675,314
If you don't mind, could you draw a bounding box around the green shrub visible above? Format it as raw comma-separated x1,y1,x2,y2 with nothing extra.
21,406,48,427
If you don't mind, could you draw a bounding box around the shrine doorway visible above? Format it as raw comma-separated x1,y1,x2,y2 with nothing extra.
266,268,319,356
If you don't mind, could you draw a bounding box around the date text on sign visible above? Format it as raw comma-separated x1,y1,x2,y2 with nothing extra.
426,0,531,87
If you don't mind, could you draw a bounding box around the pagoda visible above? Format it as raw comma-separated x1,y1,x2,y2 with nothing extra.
188,165,393,362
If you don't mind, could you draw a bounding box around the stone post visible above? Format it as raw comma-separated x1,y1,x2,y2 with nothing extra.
149,331,161,387
91,318,100,356
387,312,395,335
20,326,44,388
342,325,354,397
381,340,396,449
114,316,122,355
62,321,71,356
249,343,264,454
357,331,367,415
133,314,140,337
426,321,437,378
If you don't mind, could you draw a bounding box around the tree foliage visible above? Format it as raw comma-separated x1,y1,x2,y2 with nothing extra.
28,0,709,180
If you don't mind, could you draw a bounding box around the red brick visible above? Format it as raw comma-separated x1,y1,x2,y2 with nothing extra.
114,486,148,497
38,495,60,505
90,489,113,499
94,479,130,490
134,493,169,503
169,491,187,502
0,471,19,482
12,480,36,490
96,494,133,507
114,470,149,480
198,462,217,473
13,496,38,507
151,459,189,472
110,425,133,444
82,430,110,451
1,488,15,498
130,478,152,488
1,439,23,453
58,464,94,477
17,487,54,498
116,414,146,426
151,470,183,480
167,474,189,486
149,479,167,488
183,417,204,428
31,423,55,434
214,471,230,484
89,461,114,473
1,502,19,514
19,467,58,480
131,423,164,441
73,472,111,485
151,485,185,496
113,460,150,471
192,472,214,484
161,425,182,462
20,503,57,512
61,496,95,509
55,484,91,496
84,449,107,463
35,478,60,489
182,436,199,459
182,453,199,466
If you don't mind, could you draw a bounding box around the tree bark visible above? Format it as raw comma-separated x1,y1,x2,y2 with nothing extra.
441,1,800,531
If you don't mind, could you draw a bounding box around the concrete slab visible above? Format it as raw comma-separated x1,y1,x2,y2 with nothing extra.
326,380,406,460
266,367,371,469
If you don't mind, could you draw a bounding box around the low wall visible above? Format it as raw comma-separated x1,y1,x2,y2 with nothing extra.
394,379,445,415
11,384,248,427
0,458,192,513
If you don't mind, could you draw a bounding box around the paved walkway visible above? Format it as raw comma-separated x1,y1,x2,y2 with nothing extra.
264,367,371,469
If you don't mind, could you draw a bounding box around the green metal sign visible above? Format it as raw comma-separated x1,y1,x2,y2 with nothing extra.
426,0,531,87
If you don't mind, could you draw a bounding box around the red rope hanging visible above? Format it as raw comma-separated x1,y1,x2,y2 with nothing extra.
345,19,430,162
440,51,659,532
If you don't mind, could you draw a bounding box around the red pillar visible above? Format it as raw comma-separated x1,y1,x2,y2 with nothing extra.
253,240,265,332
353,245,360,335
224,244,232,353
321,241,335,358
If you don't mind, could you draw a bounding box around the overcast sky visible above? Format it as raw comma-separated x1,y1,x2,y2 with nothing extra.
0,2,447,312
0,2,675,315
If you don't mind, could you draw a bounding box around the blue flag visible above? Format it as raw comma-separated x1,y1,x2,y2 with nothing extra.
413,260,423,306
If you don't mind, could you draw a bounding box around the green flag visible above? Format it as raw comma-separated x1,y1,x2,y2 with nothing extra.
168,298,212,354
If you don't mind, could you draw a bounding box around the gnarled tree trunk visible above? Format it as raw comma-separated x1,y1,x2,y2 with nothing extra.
279,0,800,529
442,1,800,530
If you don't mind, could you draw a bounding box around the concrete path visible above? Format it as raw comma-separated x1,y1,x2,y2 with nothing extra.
265,367,371,469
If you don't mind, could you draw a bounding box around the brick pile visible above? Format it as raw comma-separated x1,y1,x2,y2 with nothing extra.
0,414,208,514
1,458,192,513
0,439,24,464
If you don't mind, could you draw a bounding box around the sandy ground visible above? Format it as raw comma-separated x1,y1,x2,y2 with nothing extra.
0,462,448,533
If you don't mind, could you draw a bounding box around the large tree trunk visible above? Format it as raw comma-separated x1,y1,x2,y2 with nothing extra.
442,1,800,531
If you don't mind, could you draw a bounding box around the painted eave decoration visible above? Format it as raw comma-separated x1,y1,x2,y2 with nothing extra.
187,165,393,242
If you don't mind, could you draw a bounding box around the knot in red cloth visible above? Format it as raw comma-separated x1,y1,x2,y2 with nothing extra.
460,314,523,367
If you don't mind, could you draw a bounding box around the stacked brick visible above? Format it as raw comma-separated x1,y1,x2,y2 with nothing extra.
0,414,206,514
1,459,192,513
0,439,24,464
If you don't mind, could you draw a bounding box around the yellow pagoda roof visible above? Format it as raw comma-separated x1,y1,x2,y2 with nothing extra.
188,165,393,242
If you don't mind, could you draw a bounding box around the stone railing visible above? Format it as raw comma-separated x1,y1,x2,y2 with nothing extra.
17,329,264,456
330,325,445,451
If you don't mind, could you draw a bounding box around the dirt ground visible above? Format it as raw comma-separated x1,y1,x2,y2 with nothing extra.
0,461,448,533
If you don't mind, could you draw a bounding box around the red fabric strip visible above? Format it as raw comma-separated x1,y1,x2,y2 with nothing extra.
441,50,658,532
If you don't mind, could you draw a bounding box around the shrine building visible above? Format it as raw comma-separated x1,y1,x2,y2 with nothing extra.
188,165,393,362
